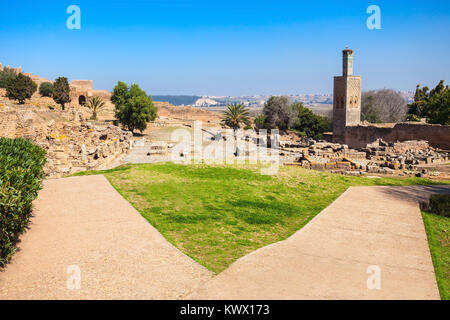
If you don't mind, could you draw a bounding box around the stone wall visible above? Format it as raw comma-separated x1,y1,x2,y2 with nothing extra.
344,122,450,150
71,80,93,90
0,108,132,177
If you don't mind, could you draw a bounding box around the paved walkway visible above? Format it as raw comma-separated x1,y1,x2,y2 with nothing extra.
0,175,212,299
188,185,450,300
0,175,448,299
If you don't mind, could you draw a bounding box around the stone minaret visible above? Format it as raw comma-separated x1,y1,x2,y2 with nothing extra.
333,49,362,143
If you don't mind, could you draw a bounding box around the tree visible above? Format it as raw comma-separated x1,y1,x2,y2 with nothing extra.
424,88,450,125
39,82,54,97
407,80,450,125
221,103,251,138
407,84,429,121
0,68,17,88
111,81,157,133
263,96,298,131
86,96,107,120
361,95,381,123
5,73,37,104
361,89,407,123
292,102,332,140
111,81,128,106
53,77,71,110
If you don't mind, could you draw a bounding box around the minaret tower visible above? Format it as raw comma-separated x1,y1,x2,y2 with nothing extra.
332,49,362,143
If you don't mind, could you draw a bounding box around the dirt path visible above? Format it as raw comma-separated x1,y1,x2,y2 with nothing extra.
1,176,447,300
0,175,212,299
188,185,450,300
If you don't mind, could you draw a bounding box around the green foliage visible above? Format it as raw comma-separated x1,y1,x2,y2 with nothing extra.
408,80,450,125
0,138,46,266
422,211,450,300
422,195,450,217
39,82,54,97
5,73,37,104
261,98,330,138
292,102,332,139
53,77,71,110
221,103,251,133
111,81,157,133
425,89,450,125
86,96,107,120
253,114,266,130
0,68,17,89
263,96,298,131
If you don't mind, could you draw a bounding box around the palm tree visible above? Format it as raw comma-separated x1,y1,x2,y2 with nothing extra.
86,96,106,120
221,103,251,140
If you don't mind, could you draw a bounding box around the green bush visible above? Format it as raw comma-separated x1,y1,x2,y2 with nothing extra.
421,194,450,217
253,114,266,130
0,138,46,266
39,82,54,97
428,195,450,217
292,102,332,140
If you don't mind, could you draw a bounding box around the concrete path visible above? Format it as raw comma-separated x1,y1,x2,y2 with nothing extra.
188,185,450,300
1,175,447,300
0,175,212,299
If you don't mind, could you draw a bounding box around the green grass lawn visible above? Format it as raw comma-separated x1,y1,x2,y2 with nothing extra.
422,211,450,300
74,163,448,273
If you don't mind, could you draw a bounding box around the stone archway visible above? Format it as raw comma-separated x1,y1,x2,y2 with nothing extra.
78,95,87,106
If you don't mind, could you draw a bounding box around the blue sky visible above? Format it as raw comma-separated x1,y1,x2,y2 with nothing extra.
1,0,449,95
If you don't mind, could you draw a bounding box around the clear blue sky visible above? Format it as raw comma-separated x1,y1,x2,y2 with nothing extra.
1,0,449,95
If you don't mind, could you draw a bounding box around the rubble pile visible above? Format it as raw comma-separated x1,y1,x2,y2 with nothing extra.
40,122,132,177
283,137,449,177
0,108,132,177
363,139,447,170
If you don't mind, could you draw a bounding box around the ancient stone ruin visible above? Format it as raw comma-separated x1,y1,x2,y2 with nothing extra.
0,62,110,108
331,50,450,150
0,108,131,178
282,138,448,177
276,49,449,177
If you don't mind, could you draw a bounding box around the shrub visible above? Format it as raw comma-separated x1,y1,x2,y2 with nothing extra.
0,138,46,266
253,114,266,130
292,102,332,140
421,195,450,217
5,73,37,104
39,82,54,97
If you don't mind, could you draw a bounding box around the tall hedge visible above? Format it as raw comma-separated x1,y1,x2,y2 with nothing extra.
0,138,46,266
